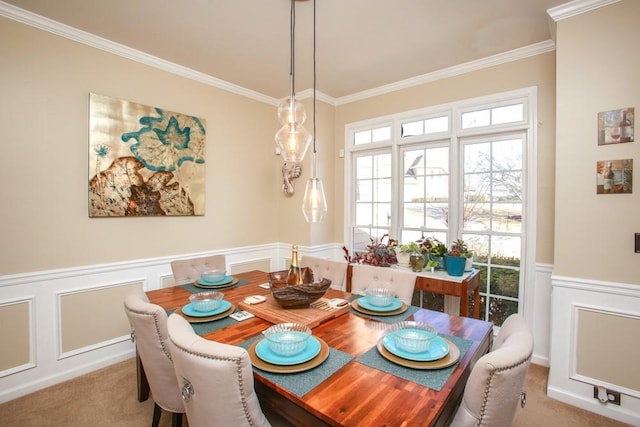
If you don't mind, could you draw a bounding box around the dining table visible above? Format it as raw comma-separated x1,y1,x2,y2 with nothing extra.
143,270,493,426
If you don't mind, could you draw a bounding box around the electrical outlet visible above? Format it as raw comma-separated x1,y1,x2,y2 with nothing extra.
593,386,621,405
607,390,621,405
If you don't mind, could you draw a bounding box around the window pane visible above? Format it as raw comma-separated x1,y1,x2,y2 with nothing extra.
374,178,392,202
491,235,521,265
462,109,490,129
464,142,491,172
372,126,391,142
463,202,490,231
493,202,522,233
488,297,518,327
492,104,523,125
492,138,522,171
404,203,424,227
356,179,373,201
424,146,449,174
374,154,392,178
490,267,520,298
356,156,373,179
355,203,372,225
401,121,423,137
354,130,371,145
425,116,449,134
373,203,392,226
491,171,522,202
425,202,448,228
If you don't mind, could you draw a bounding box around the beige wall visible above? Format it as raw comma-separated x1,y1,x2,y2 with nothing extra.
333,53,558,264
555,0,640,283
0,17,299,276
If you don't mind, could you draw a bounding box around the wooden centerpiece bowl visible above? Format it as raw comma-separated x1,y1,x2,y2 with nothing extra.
268,267,332,309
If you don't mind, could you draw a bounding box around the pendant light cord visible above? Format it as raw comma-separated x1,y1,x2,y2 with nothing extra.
289,0,295,99
312,0,317,177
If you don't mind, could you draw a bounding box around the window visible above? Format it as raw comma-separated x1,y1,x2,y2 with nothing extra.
345,89,535,326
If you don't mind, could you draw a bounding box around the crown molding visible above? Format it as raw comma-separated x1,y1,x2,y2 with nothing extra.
334,40,556,106
547,0,620,22
0,1,280,106
3,0,617,108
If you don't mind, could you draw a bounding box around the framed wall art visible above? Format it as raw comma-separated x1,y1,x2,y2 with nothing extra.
598,107,634,145
88,93,206,217
596,159,633,194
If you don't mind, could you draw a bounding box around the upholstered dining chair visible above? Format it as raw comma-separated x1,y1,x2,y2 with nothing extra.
300,256,349,290
349,263,417,305
166,313,272,427
450,313,534,427
123,288,184,427
170,254,226,286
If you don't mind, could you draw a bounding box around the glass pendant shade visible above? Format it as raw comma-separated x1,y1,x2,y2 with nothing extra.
277,96,307,126
302,177,327,223
275,122,312,163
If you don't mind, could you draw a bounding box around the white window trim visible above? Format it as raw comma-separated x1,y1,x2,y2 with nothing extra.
344,87,538,320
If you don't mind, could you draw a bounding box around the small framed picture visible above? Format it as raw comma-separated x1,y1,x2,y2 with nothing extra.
596,159,633,194
598,107,634,145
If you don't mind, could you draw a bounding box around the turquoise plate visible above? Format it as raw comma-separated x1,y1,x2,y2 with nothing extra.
199,275,233,285
383,334,450,362
255,336,321,366
182,300,232,317
357,297,403,312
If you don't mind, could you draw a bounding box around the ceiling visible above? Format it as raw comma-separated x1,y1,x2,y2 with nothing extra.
2,0,569,101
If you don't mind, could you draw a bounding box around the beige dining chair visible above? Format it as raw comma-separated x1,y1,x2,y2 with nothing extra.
166,313,272,427
170,254,226,286
300,256,349,290
450,313,534,427
349,263,417,305
123,288,184,427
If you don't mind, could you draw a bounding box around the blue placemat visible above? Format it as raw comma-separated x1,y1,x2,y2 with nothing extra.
349,294,420,324
238,334,354,397
355,334,472,391
166,308,239,336
179,278,250,294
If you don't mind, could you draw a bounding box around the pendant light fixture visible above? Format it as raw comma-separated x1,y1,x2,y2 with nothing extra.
301,0,327,223
275,0,311,164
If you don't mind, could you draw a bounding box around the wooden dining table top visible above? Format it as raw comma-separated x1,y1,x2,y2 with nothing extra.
146,270,494,427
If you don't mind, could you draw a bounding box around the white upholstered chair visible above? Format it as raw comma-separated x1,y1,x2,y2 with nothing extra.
450,313,534,427
170,254,226,286
166,313,272,427
300,256,349,290
123,288,184,427
348,263,417,305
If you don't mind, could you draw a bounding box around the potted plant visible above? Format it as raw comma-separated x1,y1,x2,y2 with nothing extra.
342,234,398,267
396,241,421,267
450,239,474,271
445,239,471,276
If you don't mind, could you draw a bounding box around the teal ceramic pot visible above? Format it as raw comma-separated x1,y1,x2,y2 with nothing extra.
444,255,466,276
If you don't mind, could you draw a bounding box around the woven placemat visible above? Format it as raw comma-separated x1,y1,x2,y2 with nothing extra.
355,334,472,391
238,334,354,397
179,278,249,294
348,294,420,324
166,308,239,336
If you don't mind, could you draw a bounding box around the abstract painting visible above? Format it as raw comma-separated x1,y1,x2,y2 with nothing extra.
89,93,206,217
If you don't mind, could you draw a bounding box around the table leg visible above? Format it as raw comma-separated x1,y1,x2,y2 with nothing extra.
460,283,469,317
473,286,480,319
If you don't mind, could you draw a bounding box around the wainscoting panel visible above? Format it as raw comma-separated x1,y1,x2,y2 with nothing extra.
0,298,34,376
58,281,142,357
548,275,640,426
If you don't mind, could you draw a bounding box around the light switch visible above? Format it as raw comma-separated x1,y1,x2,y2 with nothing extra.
635,233,640,253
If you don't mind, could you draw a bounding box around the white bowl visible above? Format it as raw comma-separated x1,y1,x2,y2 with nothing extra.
365,287,394,307
263,323,312,356
201,269,226,282
389,321,437,353
189,291,224,312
